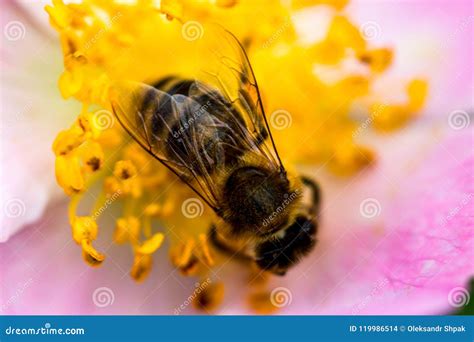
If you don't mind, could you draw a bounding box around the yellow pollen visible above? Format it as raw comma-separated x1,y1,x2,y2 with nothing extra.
135,233,165,255
247,291,280,314
173,239,196,269
114,160,137,180
198,233,215,267
357,48,393,73
53,126,86,157
114,217,141,245
193,282,225,312
55,155,85,195
130,253,153,283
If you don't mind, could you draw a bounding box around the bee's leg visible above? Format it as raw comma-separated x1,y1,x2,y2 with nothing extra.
301,176,321,216
208,224,253,263
254,215,318,276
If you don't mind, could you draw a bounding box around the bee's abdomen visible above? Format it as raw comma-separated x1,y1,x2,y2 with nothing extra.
143,77,192,140
152,76,193,96
140,91,175,142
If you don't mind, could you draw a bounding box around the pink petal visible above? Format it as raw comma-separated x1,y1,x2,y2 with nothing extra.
274,130,473,315
350,0,473,115
1,1,79,242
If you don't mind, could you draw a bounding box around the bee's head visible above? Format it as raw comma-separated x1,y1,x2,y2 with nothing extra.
254,215,317,276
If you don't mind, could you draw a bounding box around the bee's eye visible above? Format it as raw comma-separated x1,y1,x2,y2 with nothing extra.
254,216,317,275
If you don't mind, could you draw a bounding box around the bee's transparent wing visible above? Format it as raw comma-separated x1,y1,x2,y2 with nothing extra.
188,25,284,170
109,81,222,210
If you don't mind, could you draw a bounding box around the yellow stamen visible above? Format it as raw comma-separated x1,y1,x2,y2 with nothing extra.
136,233,165,255
328,142,375,176
70,216,105,266
81,239,105,267
144,203,161,217
327,15,366,52
114,217,140,245
358,48,393,73
142,216,153,238
215,0,238,8
198,234,215,267
371,104,411,132
71,216,98,243
247,291,279,314
130,253,153,283
55,155,85,195
292,0,349,10
193,282,225,312
407,79,428,111
45,0,71,30
174,239,195,268
79,141,104,173
58,69,84,99
52,125,85,156
114,160,137,180
104,176,122,197
160,0,183,20
161,200,175,217
112,160,142,198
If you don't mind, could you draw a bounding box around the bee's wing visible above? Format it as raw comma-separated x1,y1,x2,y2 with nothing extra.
189,25,284,170
109,81,222,210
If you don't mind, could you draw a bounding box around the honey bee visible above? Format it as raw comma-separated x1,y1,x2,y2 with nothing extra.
110,26,321,275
